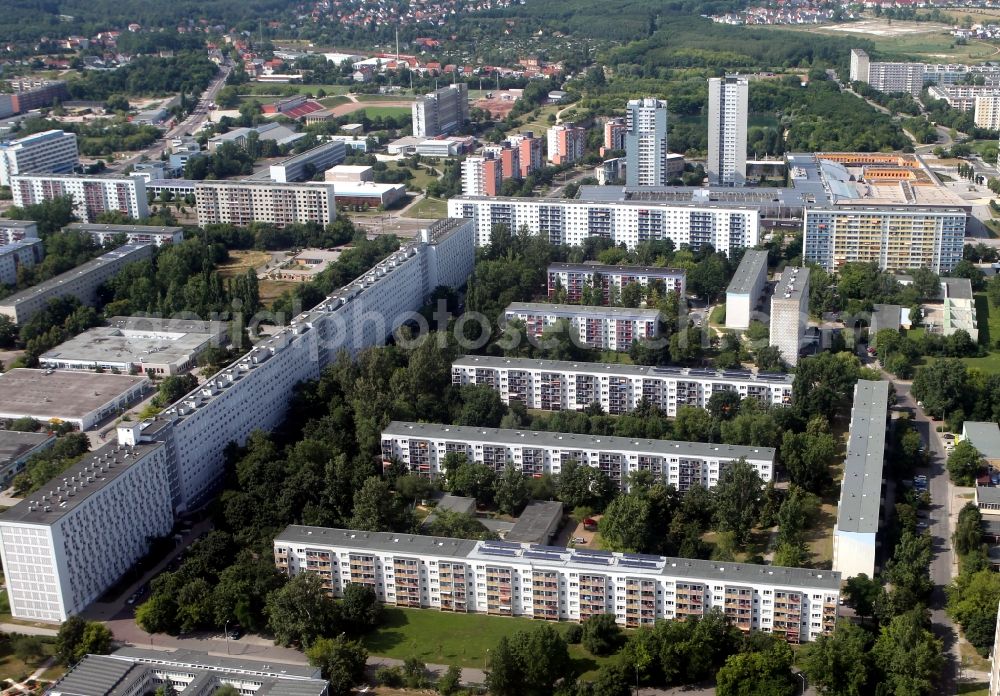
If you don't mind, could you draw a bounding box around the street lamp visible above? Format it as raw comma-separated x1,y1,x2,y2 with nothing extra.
224,619,231,655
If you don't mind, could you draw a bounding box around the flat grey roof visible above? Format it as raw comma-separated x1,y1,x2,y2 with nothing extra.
276,525,841,590
41,316,226,366
965,422,1000,460
942,276,974,301
0,244,153,309
111,647,322,680
49,654,144,696
727,249,769,296
978,486,1000,506
452,354,793,384
0,220,38,229
0,369,147,421
548,262,685,277
0,430,55,464
773,266,809,301
505,500,563,543
453,194,762,212
436,494,476,515
65,223,182,236
383,421,776,462
276,525,479,558
871,304,902,335
1,440,165,526
505,302,661,320
271,140,344,167
0,238,42,255
837,380,890,534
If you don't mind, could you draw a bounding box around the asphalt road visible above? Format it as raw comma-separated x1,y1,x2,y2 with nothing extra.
106,64,232,173
889,377,959,692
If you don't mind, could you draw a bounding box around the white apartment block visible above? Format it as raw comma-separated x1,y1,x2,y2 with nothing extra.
850,49,1000,96
64,223,183,247
0,243,155,324
547,262,686,303
802,205,967,274
504,302,660,352
194,180,337,227
135,219,475,511
976,94,1000,130
833,380,889,579
269,141,347,183
0,238,43,286
450,355,794,417
707,75,749,187
769,266,809,367
461,155,501,197
0,220,38,245
941,276,979,342
11,174,149,224
274,526,840,641
447,196,760,254
547,124,587,165
926,84,1000,111
381,421,774,490
625,98,669,188
725,249,769,330
412,83,469,137
0,130,79,186
0,431,174,621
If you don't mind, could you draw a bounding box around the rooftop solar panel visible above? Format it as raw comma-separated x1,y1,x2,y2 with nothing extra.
574,549,614,557
482,540,520,549
524,551,563,561
618,560,660,569
531,545,567,553
623,553,662,562
575,556,613,565
481,548,518,557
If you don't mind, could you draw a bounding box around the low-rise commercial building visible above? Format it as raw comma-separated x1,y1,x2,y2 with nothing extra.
0,238,43,286
833,380,889,579
381,421,774,491
940,276,978,342
505,501,564,544
11,174,149,224
0,220,38,245
40,316,229,376
504,302,661,352
977,486,1000,516
963,422,1000,469
0,431,173,621
0,430,56,488
448,196,760,255
268,248,343,282
725,249,769,330
64,223,183,247
274,525,839,640
0,130,79,186
269,140,347,183
547,263,686,304
0,369,150,431
451,355,793,417
207,123,304,152
769,266,809,367
51,649,329,696
194,180,337,227
0,243,155,324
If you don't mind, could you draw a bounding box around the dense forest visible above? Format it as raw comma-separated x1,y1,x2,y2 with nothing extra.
65,53,218,101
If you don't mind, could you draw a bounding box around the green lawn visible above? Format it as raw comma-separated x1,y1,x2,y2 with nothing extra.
0,637,57,684
356,94,415,103
709,304,726,326
361,106,412,119
363,607,617,677
958,683,990,696
319,95,350,108
407,196,449,219
975,292,1000,346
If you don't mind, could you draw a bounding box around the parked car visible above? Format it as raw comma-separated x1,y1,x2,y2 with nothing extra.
572,537,586,544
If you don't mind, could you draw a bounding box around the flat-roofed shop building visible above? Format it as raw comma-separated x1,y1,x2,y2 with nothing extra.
0,430,56,488
451,355,793,416
381,421,774,491
0,369,150,431
274,525,840,641
40,316,230,376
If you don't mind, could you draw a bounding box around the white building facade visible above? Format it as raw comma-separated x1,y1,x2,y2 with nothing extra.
381,421,775,490
547,263,686,303
504,302,660,352
412,84,469,137
269,141,347,183
194,181,337,227
448,196,760,254
274,526,840,642
0,238,43,286
0,130,79,186
769,266,809,367
0,435,174,621
625,98,669,188
0,221,38,245
64,223,183,247
451,355,794,416
725,249,769,330
707,75,749,187
11,174,149,224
